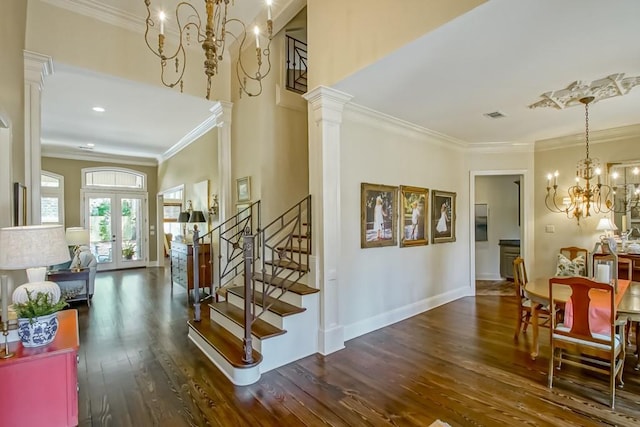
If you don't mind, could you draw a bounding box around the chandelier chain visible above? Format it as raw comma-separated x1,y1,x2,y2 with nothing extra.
585,100,590,160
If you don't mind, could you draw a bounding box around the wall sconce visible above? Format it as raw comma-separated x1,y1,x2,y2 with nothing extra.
209,194,219,217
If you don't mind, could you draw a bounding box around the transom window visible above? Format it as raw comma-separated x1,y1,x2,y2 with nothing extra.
83,167,146,190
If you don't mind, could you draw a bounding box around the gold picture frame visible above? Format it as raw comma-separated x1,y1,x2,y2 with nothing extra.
399,186,429,247
14,182,27,226
361,182,398,248
431,190,456,244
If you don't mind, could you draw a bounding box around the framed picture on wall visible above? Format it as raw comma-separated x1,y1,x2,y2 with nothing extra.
431,190,456,244
399,185,428,247
361,182,398,248
14,182,27,226
237,176,251,202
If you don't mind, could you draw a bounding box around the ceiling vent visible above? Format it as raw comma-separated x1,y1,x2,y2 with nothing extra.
78,145,94,151
484,111,506,119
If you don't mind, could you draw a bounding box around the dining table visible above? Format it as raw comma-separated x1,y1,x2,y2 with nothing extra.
524,277,631,360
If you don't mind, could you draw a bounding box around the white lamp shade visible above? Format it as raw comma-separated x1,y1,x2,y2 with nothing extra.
65,227,90,246
596,218,618,231
0,225,71,270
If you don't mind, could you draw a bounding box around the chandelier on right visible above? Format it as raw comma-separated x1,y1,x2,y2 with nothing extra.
530,73,640,223
143,0,274,100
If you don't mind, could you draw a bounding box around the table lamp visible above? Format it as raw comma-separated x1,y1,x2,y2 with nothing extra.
189,210,207,234
65,227,90,269
0,225,71,305
178,211,191,239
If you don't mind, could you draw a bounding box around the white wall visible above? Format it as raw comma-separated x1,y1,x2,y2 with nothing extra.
474,175,520,280
339,107,469,340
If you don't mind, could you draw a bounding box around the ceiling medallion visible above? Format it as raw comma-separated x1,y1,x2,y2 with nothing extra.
529,73,640,110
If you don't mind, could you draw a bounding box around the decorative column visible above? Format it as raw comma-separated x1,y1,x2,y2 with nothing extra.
212,101,233,223
303,86,352,355
23,51,53,225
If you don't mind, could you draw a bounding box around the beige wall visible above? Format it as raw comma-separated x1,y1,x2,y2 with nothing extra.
533,134,640,279
157,128,219,220
307,0,485,88
41,156,159,261
26,0,231,100
231,25,309,223
1,0,27,227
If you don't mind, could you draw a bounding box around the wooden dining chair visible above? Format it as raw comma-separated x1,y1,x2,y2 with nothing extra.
513,257,550,340
548,276,626,409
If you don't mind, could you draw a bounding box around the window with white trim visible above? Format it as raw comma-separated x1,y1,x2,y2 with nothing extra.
41,171,64,225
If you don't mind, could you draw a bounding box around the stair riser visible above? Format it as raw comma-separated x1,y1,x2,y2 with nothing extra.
187,327,261,386
210,308,265,352
258,295,319,373
254,283,314,306
226,293,285,329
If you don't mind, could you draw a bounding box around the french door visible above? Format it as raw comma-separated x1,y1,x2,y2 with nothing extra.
82,191,148,271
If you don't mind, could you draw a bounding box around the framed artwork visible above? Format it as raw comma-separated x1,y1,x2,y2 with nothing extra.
431,190,456,244
361,182,398,248
14,182,27,226
475,204,488,242
236,176,251,202
399,185,428,247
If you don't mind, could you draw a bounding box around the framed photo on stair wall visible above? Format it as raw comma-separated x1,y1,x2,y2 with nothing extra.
361,182,398,248
399,185,428,247
431,190,456,244
236,176,251,202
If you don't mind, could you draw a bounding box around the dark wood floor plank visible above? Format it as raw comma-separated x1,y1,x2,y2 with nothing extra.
71,267,640,426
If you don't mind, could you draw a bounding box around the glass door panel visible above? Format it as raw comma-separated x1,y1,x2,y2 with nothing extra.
84,192,147,270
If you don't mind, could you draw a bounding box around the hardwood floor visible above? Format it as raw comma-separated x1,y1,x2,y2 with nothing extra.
75,268,640,426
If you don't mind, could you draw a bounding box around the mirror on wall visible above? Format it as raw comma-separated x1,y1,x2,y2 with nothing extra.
609,160,640,238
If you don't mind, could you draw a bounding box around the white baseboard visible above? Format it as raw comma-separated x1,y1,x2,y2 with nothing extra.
343,286,469,342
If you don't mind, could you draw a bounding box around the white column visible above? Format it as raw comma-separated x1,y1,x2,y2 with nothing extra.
212,101,233,224
23,51,53,225
303,86,352,355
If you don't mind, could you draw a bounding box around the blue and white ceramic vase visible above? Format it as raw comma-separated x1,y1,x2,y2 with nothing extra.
17,313,59,347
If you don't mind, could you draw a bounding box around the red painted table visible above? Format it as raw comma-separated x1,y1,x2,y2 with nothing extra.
0,310,79,427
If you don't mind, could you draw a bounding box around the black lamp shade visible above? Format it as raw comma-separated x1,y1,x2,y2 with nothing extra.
178,212,191,223
189,210,206,223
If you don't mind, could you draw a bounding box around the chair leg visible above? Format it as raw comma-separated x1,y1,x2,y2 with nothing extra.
522,312,531,333
514,312,523,340
548,347,555,388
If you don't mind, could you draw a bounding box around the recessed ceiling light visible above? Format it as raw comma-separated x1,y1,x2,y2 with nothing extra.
92,106,105,113
87,143,95,147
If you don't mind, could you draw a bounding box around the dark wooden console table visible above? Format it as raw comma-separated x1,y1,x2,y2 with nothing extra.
47,268,91,307
0,309,80,426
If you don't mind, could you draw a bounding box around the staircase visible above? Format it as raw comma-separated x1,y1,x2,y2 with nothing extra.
187,196,318,385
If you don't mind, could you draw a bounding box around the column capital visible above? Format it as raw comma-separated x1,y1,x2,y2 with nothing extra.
24,50,53,89
211,100,233,127
304,86,353,125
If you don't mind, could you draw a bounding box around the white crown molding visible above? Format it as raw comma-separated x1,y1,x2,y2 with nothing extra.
467,141,535,154
42,146,158,167
344,102,468,152
160,111,219,163
42,0,143,33
535,123,640,152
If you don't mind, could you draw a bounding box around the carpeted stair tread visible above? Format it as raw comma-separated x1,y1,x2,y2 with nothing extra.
210,301,286,339
187,319,262,368
264,259,308,272
253,273,319,295
227,286,306,317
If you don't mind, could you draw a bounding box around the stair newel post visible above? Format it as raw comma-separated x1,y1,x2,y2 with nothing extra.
242,226,254,363
193,229,201,322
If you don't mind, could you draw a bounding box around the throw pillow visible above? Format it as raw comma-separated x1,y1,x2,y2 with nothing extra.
556,253,586,277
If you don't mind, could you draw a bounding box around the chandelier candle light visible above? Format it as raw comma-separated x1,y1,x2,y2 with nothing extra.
143,0,274,100
544,96,615,223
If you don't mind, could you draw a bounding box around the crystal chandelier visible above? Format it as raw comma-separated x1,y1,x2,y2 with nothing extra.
143,0,273,100
544,96,615,223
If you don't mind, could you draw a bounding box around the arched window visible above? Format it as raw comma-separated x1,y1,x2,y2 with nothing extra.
82,167,146,190
41,171,64,224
